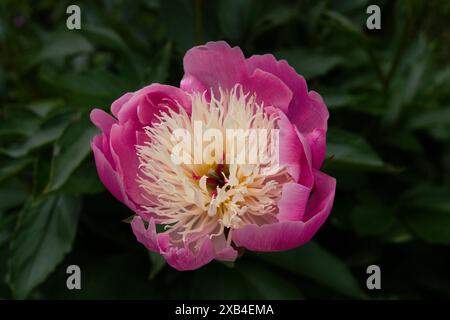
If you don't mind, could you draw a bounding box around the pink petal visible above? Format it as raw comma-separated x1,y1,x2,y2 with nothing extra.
109,121,147,206
275,109,301,182
273,109,313,187
211,235,238,262
277,182,311,222
307,128,326,170
137,84,191,124
183,43,293,112
162,237,216,271
131,216,217,271
90,109,116,134
117,84,190,125
302,170,336,221
295,128,314,188
294,91,328,135
183,41,247,95
90,109,117,165
180,74,208,94
111,92,134,118
131,216,170,253
246,54,309,110
243,68,292,113
91,136,132,208
115,85,161,124
232,170,335,251
246,54,328,136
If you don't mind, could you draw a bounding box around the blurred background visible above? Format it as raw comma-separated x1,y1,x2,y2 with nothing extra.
0,0,449,299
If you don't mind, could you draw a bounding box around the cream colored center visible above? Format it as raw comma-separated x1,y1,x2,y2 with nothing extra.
137,86,293,243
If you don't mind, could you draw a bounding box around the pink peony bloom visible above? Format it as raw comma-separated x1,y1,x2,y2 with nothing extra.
90,41,336,271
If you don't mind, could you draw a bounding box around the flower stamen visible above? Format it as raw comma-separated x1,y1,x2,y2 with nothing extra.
136,85,293,243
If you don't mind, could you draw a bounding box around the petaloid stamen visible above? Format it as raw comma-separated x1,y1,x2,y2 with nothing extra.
136,85,293,243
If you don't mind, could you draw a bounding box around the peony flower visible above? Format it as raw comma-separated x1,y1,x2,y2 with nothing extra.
90,41,336,271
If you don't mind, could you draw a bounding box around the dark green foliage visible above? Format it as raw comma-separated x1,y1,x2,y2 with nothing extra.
0,0,449,299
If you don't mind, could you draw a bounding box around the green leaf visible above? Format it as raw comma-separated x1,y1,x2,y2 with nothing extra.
28,31,93,68
26,99,65,119
160,0,195,52
403,187,450,244
0,213,16,299
0,119,71,158
58,159,104,195
382,223,413,244
7,196,81,299
41,69,135,106
407,107,450,129
276,48,344,79
385,36,429,123
121,215,136,224
218,0,252,41
255,242,367,299
0,109,39,139
405,211,450,245
252,3,299,38
238,261,304,299
146,42,172,84
148,251,166,280
350,194,396,237
0,213,16,247
320,91,358,109
326,128,399,172
190,262,248,299
0,180,28,212
45,115,98,193
40,253,159,299
386,131,423,153
324,10,365,39
82,25,128,51
0,158,33,182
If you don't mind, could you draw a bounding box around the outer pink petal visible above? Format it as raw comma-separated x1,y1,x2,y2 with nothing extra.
90,109,116,134
111,92,134,118
277,182,311,222
211,235,238,262
294,91,328,135
117,84,191,125
307,128,326,170
266,107,300,182
109,121,146,206
180,74,208,95
137,84,192,124
183,42,293,112
131,217,222,271
91,136,133,208
246,55,309,117
269,107,313,187
295,128,314,189
90,85,194,223
246,54,329,139
90,109,117,165
302,170,336,222
183,41,247,95
131,216,170,253
162,237,216,271
243,68,292,113
232,170,335,251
